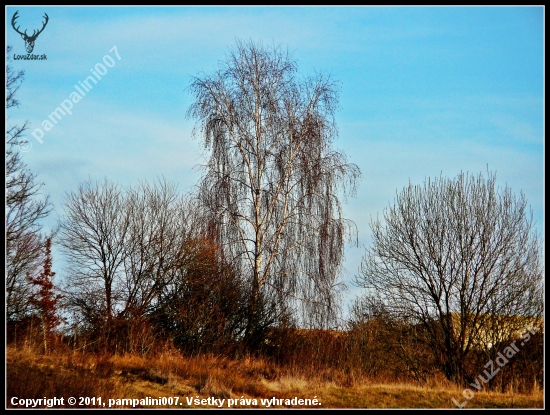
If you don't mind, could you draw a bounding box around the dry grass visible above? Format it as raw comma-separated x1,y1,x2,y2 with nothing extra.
316,382,544,409
6,346,543,409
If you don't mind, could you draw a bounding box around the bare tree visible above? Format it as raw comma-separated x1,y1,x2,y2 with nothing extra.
121,180,202,318
188,40,360,346
58,178,225,352
6,45,52,322
58,179,130,327
355,170,544,385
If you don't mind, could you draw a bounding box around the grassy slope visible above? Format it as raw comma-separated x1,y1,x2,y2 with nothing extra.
6,346,543,409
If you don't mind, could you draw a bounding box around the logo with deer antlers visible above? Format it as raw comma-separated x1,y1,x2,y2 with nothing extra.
11,10,49,54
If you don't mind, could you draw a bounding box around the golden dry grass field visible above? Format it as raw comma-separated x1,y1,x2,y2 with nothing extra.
6,346,543,409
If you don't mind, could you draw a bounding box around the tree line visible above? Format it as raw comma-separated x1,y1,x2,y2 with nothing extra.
5,41,543,391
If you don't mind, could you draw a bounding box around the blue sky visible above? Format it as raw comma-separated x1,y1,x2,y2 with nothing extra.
6,6,544,314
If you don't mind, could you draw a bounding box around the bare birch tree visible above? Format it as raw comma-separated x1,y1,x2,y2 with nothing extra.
188,40,360,346
355,171,544,385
